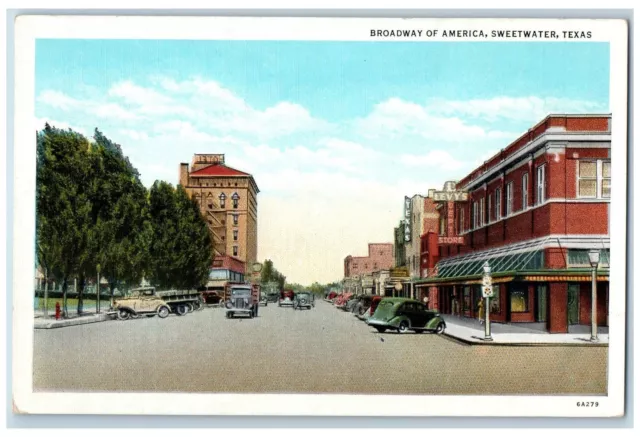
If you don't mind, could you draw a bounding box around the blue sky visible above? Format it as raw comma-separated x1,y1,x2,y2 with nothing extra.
35,39,610,283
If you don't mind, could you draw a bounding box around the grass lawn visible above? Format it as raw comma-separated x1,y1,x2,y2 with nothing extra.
35,297,112,312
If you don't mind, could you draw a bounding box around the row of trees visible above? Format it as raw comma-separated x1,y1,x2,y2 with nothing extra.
284,281,342,296
260,259,286,290
36,124,213,316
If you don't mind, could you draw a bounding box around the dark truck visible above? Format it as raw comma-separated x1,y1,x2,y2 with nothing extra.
224,283,260,319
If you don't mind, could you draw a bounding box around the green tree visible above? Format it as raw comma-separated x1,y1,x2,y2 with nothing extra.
36,124,93,317
148,181,213,288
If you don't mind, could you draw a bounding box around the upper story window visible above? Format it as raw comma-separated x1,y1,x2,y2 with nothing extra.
578,160,610,199
487,193,493,223
233,230,238,241
459,207,465,233
479,197,485,227
495,188,502,220
522,173,529,210
439,216,446,235
232,192,240,209
233,214,239,225
472,201,478,229
233,246,238,257
219,192,226,208
536,164,546,205
506,182,514,216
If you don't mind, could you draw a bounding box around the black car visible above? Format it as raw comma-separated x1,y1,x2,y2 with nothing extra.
293,291,315,310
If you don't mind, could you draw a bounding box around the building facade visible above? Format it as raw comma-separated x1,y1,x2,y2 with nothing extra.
179,154,259,270
415,114,611,333
344,243,394,295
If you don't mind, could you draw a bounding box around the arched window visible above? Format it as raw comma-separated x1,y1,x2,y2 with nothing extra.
219,193,226,208
232,192,240,209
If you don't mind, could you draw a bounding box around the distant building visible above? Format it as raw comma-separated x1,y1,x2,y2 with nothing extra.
179,154,259,270
343,243,394,294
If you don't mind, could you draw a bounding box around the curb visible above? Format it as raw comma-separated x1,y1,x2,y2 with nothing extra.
442,331,609,347
34,313,113,329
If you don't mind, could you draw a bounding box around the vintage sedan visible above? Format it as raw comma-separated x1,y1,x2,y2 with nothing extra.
278,290,295,307
367,298,446,334
293,291,315,310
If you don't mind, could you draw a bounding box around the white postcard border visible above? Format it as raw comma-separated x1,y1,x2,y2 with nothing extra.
12,15,628,417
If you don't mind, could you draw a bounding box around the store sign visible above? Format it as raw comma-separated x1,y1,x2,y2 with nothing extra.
438,236,464,245
404,196,412,242
433,181,468,202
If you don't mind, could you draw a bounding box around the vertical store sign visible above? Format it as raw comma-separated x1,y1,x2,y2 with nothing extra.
433,181,468,245
404,196,411,242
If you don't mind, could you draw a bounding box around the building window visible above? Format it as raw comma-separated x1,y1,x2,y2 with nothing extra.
233,214,239,225
232,192,240,209
479,197,485,226
495,188,502,220
578,161,597,198
463,286,471,311
506,182,513,216
536,164,546,205
459,208,465,233
522,173,529,210
233,230,238,241
219,192,226,208
578,160,611,199
602,161,611,198
487,193,492,223
472,201,478,229
439,216,446,235
510,286,528,313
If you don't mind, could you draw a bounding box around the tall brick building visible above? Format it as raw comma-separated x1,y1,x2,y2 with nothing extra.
415,114,611,333
179,154,259,270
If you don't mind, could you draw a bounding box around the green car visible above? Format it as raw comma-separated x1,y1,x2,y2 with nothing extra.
367,298,446,334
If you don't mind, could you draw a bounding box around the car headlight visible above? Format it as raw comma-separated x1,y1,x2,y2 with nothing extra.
225,301,233,309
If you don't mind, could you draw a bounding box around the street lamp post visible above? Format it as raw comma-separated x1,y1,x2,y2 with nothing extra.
482,261,493,342
588,249,601,342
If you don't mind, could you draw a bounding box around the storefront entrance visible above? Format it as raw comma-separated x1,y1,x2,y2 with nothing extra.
568,283,580,325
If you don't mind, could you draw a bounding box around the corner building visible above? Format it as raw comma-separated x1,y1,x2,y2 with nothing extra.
415,114,611,333
179,154,259,270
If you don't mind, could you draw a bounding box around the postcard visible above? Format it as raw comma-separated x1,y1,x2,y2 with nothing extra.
11,16,628,417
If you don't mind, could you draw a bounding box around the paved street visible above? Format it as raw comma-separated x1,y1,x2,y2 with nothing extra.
33,300,608,395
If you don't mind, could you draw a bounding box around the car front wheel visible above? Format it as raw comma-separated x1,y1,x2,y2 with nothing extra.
117,309,130,321
157,306,170,319
435,323,445,334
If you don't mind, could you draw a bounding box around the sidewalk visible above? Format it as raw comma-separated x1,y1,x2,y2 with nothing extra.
441,315,609,346
34,311,114,329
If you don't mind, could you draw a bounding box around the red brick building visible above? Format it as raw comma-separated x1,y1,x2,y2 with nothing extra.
344,243,394,278
415,114,611,333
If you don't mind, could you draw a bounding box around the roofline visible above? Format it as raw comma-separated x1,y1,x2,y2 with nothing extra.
413,268,610,285
456,113,612,190
189,163,260,193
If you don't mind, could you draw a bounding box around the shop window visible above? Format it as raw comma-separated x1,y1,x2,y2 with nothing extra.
506,182,514,216
489,285,501,314
536,164,546,205
510,286,528,313
495,187,501,220
567,249,610,268
522,173,529,210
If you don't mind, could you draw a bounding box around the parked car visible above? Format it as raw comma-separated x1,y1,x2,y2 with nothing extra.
279,289,295,307
367,298,446,334
325,291,338,301
357,295,382,321
353,295,374,316
293,291,315,310
334,292,352,309
111,287,172,320
344,295,360,312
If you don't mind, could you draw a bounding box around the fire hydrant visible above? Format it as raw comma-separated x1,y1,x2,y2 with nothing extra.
55,302,61,320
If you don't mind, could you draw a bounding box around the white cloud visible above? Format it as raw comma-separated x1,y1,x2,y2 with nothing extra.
354,97,513,142
427,96,609,123
37,90,83,110
118,129,149,141
399,150,466,171
93,103,144,121
109,80,173,107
